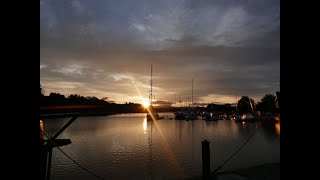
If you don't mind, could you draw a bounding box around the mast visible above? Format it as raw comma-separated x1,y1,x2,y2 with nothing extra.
235,95,237,114
192,78,193,106
249,99,254,113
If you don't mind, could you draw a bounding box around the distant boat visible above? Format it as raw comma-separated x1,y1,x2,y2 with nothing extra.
237,113,255,122
186,78,198,121
147,110,164,120
147,106,164,120
218,114,227,120
206,113,219,121
201,111,209,120
186,111,198,120
205,103,218,121
174,110,187,120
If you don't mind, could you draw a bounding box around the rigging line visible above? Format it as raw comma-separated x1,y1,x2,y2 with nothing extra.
69,118,88,146
41,129,105,180
212,127,258,174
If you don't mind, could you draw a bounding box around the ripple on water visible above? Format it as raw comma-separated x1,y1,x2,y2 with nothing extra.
49,114,280,179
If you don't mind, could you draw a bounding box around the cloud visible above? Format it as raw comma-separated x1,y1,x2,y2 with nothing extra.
152,100,174,107
40,0,280,104
71,0,85,13
110,73,134,81
40,64,47,69
51,64,84,76
41,0,279,49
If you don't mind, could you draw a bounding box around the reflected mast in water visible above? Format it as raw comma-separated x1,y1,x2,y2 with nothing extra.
192,120,194,161
147,120,153,178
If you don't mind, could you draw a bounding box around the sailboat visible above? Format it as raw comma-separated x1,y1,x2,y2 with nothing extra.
205,103,219,121
146,64,164,121
186,78,198,120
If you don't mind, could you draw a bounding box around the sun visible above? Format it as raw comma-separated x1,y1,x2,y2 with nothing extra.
142,100,150,108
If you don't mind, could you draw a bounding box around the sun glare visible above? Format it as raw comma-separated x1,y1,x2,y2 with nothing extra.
142,100,150,108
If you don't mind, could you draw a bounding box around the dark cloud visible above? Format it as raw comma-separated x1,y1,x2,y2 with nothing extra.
41,0,280,104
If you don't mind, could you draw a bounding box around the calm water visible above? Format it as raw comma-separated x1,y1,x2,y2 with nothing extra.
43,113,280,179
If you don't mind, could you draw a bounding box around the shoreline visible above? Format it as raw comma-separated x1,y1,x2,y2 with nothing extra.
40,108,173,119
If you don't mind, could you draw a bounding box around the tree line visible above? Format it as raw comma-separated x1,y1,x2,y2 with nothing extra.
234,94,278,115
203,94,278,115
41,84,278,116
40,84,147,115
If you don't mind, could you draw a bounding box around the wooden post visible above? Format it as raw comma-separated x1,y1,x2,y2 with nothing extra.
202,139,210,179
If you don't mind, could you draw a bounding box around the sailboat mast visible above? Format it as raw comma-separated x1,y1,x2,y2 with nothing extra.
235,95,237,113
192,78,193,106
236,96,238,112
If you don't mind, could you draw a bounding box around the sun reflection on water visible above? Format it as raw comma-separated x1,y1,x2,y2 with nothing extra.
143,118,147,134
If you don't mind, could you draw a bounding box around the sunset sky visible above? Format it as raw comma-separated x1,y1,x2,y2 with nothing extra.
40,0,279,107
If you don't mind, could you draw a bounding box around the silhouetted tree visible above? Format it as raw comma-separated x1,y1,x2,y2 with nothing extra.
206,103,226,114
260,94,276,113
237,96,255,114
255,102,263,111
49,92,65,105
49,92,65,98
86,96,100,104
39,84,144,114
68,94,87,104
224,103,235,114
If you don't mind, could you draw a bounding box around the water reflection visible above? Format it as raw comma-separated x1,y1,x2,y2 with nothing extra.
259,120,279,142
235,121,256,138
143,118,147,134
48,113,279,179
147,119,153,179
174,120,183,143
